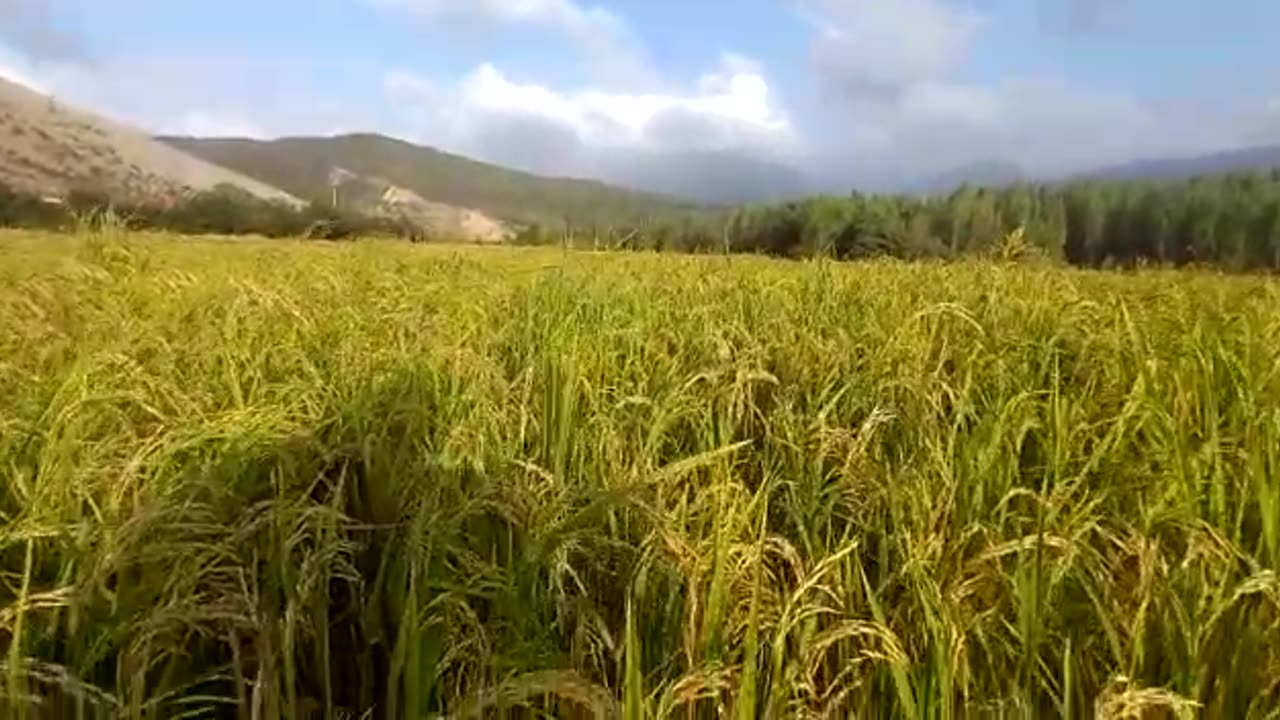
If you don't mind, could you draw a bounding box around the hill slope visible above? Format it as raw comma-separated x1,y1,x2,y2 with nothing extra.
1077,145,1280,182
0,77,300,205
160,133,697,226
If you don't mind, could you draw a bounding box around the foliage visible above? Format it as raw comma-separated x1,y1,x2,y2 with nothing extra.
2,233,1278,717
521,171,1280,271
0,180,420,240
10,164,1280,269
0,185,64,228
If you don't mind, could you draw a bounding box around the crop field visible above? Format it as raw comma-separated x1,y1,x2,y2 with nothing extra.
1,230,1279,718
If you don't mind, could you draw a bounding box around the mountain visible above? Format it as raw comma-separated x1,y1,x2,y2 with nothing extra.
160,134,698,226
0,76,299,206
1077,145,1280,182
594,150,813,205
910,160,1028,195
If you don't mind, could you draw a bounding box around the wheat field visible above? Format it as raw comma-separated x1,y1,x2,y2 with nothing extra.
1,230,1278,718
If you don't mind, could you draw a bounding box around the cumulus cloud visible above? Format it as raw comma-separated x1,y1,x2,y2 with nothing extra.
453,58,794,152
364,0,807,198
376,54,802,199
794,0,999,184
793,0,1280,190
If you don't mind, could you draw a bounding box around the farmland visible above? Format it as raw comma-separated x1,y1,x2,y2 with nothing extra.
2,230,1278,718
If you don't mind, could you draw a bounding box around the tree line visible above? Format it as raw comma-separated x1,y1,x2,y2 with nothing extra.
0,182,423,241
6,169,1280,270
521,169,1280,270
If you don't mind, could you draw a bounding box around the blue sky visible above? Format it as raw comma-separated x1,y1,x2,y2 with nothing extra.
2,0,1280,192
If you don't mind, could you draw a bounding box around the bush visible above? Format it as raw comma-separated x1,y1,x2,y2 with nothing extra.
0,181,422,241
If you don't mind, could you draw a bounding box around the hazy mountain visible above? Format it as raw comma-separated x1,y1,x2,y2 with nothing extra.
895,145,1280,195
594,150,813,205
909,160,1028,195
1075,145,1280,182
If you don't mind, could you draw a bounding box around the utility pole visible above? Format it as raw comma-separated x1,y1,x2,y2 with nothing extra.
328,167,355,211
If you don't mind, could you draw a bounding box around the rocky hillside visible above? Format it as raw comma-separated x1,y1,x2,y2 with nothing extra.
330,167,512,242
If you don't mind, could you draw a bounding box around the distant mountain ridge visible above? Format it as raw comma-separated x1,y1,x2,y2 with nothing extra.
910,160,1028,195
1074,145,1280,182
160,133,697,227
896,147,1280,197
593,149,814,205
160,127,1280,216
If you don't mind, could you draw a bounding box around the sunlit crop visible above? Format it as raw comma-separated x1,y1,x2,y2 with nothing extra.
2,230,1278,718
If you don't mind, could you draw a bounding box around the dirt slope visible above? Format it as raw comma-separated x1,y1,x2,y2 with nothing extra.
0,76,299,206
368,178,512,243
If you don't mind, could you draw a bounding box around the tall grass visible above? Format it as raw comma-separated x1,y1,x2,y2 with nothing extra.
1,230,1278,718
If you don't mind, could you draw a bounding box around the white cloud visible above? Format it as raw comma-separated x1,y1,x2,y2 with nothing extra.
5,0,1280,202
898,82,998,128
435,54,797,155
376,54,803,201
793,0,1280,188
383,70,435,103
176,110,268,139
803,0,984,96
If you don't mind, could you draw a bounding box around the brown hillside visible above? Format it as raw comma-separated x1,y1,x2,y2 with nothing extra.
0,76,300,206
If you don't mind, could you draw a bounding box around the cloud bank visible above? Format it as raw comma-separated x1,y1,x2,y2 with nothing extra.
2,0,1279,200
